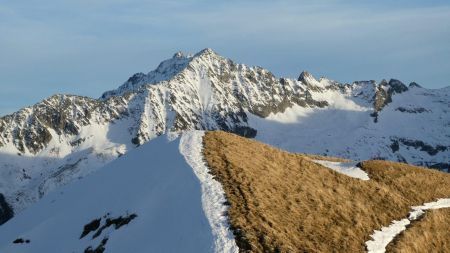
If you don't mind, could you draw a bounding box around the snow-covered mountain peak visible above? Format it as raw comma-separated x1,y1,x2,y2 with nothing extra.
194,48,219,58
298,71,317,84
0,48,449,226
297,71,339,89
101,53,191,99
101,48,226,99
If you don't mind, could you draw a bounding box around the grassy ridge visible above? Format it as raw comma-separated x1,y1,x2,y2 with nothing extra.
203,131,450,253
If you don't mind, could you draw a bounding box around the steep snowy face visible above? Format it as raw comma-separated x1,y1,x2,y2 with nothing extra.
0,94,136,215
0,48,449,224
0,135,218,253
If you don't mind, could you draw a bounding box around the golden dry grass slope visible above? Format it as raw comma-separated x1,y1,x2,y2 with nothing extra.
386,208,450,253
203,131,450,253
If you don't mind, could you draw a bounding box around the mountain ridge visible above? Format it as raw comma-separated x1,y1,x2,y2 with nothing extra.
0,48,448,224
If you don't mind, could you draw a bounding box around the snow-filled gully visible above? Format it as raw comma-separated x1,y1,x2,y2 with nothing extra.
180,131,239,253
365,198,450,253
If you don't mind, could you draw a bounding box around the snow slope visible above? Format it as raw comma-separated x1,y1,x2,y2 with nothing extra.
0,133,236,253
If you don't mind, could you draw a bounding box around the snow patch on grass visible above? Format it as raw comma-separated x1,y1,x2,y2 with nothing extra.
180,131,239,253
313,160,370,181
366,198,450,253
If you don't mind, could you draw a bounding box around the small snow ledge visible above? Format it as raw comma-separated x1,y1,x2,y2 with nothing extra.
365,198,450,253
180,131,239,253
313,160,370,180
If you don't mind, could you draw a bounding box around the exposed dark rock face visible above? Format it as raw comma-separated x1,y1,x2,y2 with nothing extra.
390,140,400,153
80,213,137,253
80,213,138,240
12,238,30,244
395,107,429,113
388,79,409,93
84,238,108,253
409,82,422,88
92,213,138,239
70,137,86,147
393,138,448,156
371,79,409,122
232,126,257,138
80,218,101,239
0,193,13,225
427,163,450,171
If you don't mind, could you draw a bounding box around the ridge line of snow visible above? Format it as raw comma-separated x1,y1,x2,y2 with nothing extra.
179,131,239,253
365,198,450,253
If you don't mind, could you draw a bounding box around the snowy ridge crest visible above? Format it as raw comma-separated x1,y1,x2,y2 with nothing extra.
180,131,239,253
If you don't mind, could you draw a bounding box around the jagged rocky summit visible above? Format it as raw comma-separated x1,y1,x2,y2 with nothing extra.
0,48,449,224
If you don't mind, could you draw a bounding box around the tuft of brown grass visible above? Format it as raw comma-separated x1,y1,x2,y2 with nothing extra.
203,131,450,253
386,208,450,253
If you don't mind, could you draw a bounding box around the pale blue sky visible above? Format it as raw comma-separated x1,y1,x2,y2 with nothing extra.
1,0,449,116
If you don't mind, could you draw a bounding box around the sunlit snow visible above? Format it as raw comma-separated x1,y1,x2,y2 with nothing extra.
313,160,370,180
365,198,450,253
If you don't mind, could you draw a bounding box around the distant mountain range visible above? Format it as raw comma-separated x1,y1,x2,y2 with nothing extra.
0,48,449,226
